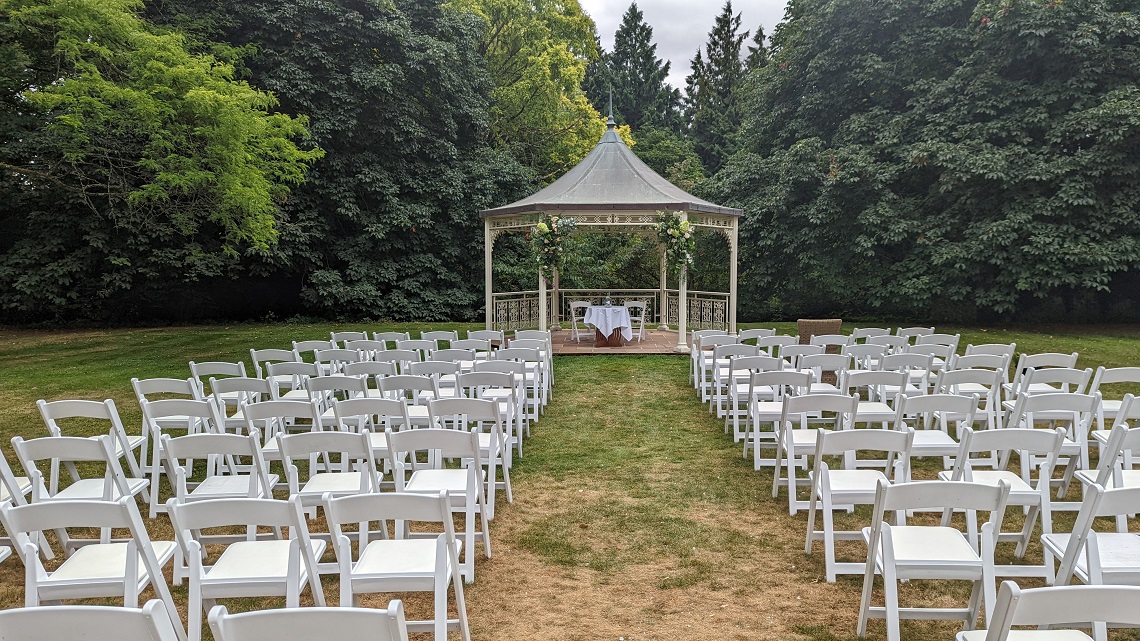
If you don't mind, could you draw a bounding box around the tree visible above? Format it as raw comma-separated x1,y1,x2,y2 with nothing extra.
149,0,531,320
451,0,606,182
606,2,682,132
686,1,749,174
745,24,768,72
706,0,1140,322
0,0,320,320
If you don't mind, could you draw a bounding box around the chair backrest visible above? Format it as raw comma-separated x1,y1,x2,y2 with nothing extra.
983,580,1140,641
344,339,388,358
814,426,914,479
779,344,824,367
374,349,421,372
895,326,935,340
714,344,759,360
306,374,368,397
698,334,738,350
210,376,273,405
430,348,475,364
0,599,182,641
428,397,502,428
809,333,850,348
569,301,589,318
737,328,776,343
385,428,482,479
1011,352,1080,383
728,355,782,374
867,479,1009,553
240,399,321,437
915,333,960,350
756,335,797,356
372,331,411,349
475,360,524,376
623,300,646,313
189,360,247,384
842,343,888,362
409,360,460,379
421,330,459,346
330,330,369,346
879,352,933,372
13,434,132,500
1054,483,1140,585
851,327,891,341
210,603,409,641
894,393,978,429
249,349,300,378
905,343,952,361
509,338,547,352
1089,366,1140,394
333,397,411,433
494,347,541,363
378,374,439,402
397,339,435,358
456,371,515,397
141,398,224,433
1009,391,1099,426
278,430,377,491
781,393,859,429
947,353,1006,371
162,431,272,498
313,348,361,372
466,329,504,344
845,370,908,396
37,398,119,433
1017,366,1093,395
1087,416,1140,486
292,339,337,356
514,330,550,343
1109,393,1140,430
935,368,1004,396
342,360,397,379
451,339,490,354
949,426,1066,482
965,342,1017,357
864,334,909,352
132,377,202,401
750,370,812,399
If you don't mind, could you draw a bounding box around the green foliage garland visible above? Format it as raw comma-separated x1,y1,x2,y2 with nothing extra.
656,212,694,276
531,215,576,277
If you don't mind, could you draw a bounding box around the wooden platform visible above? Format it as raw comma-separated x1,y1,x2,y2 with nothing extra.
550,328,685,355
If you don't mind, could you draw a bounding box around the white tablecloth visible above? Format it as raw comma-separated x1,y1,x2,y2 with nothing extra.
584,305,633,341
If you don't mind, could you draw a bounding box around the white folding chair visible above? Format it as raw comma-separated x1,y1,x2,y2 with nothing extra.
624,300,647,341
0,497,183,641
1076,416,1140,533
210,602,409,641
239,398,323,465
332,396,410,465
458,370,524,457
941,426,1066,581
851,327,891,342
957,580,1140,641
249,348,301,383
378,374,439,428
1088,366,1140,432
264,363,318,401
373,331,411,350
1003,352,1080,404
894,393,978,469
1005,392,1100,495
189,361,248,407
805,427,914,582
422,330,460,350
141,397,230,516
771,393,859,515
936,367,1005,431
330,330,369,347
747,370,812,469
724,354,782,441
13,434,148,509
210,377,274,431
857,479,1011,641
37,398,147,480
428,397,511,516
385,427,489,583
737,328,776,344
167,496,326,641
325,491,469,641
1043,483,1140,589
278,429,379,522
0,599,183,641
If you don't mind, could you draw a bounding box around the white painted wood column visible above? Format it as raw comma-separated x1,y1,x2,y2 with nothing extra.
484,219,493,330
658,250,669,330
674,212,689,352
538,265,547,331
729,218,738,334
551,267,561,331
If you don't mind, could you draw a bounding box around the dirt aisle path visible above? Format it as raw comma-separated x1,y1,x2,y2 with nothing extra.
463,355,867,641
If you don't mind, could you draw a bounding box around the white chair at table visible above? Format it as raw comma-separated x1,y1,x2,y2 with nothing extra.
624,300,647,342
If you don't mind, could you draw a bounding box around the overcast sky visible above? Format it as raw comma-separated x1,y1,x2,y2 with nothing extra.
579,0,790,91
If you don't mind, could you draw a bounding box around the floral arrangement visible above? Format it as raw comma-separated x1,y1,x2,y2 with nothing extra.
656,211,695,275
531,215,576,277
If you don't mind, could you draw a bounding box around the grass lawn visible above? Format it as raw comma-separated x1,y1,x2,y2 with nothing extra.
0,322,1139,640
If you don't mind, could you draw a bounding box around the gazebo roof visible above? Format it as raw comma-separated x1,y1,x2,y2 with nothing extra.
480,123,743,218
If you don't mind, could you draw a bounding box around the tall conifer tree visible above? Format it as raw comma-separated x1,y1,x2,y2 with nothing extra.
608,2,681,132
685,1,748,174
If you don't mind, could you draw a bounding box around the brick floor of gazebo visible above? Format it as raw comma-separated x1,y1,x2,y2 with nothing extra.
549,328,685,355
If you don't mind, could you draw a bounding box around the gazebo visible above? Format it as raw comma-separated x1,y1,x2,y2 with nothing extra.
480,118,743,349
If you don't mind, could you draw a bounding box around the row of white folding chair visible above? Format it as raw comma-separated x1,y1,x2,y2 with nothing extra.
36,398,148,484
958,580,1140,641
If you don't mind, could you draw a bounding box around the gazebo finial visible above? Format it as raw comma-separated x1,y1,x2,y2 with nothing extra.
607,88,616,128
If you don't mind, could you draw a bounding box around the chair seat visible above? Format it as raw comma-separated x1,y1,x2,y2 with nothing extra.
815,469,888,496
788,429,821,448
52,478,148,501
207,539,326,581
1101,399,1123,415
958,630,1093,641
752,401,785,419
1042,533,1140,580
1075,469,1140,489
953,383,991,395
855,402,894,422
910,431,959,456
50,541,176,582
810,383,840,394
354,537,450,579
300,472,371,496
0,476,31,502
190,474,279,499
405,469,471,498
872,525,982,572
963,470,1036,495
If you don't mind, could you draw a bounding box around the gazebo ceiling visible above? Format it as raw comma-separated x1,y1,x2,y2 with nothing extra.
480,123,743,218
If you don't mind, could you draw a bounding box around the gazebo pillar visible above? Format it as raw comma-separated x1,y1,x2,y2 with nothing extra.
674,211,689,353
484,219,493,330
551,267,561,331
658,250,669,330
538,265,547,331
729,218,738,334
